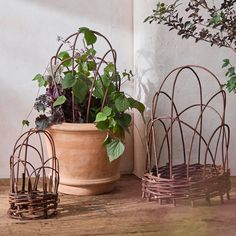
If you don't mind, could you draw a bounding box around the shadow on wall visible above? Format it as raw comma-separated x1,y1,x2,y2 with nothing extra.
133,49,163,176
135,50,161,114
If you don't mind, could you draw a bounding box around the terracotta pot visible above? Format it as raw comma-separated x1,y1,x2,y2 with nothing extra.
46,123,120,195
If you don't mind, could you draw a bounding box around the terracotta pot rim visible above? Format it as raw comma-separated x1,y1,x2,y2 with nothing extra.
60,174,120,186
47,122,100,132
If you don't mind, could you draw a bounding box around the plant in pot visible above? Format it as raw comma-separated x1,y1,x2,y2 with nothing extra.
25,27,145,195
144,0,236,92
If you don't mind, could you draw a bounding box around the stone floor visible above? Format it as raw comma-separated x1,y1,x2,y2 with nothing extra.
0,175,236,236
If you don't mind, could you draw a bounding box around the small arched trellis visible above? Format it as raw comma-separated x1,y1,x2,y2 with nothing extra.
8,129,59,219
142,65,231,206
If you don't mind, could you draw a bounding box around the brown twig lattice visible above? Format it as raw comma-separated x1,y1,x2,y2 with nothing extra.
142,65,231,206
8,129,59,219
49,30,117,123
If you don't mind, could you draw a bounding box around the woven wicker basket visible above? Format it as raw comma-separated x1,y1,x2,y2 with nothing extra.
142,163,230,206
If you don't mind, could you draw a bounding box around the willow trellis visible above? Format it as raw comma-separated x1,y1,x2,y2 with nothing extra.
142,65,231,206
8,129,59,219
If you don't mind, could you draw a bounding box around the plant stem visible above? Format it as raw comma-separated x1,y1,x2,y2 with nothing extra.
71,32,80,122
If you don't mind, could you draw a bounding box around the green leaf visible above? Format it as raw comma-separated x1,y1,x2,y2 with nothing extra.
112,123,125,139
228,67,235,76
210,13,222,25
116,113,131,133
58,51,70,59
85,30,97,45
95,112,107,122
93,74,114,99
53,95,66,107
128,97,145,114
33,74,47,87
115,93,130,112
229,76,236,83
82,62,88,72
110,91,121,100
104,63,115,74
107,83,116,95
22,120,30,127
101,74,111,87
72,79,88,103
61,73,76,89
93,75,112,99
118,113,132,128
109,118,117,128
96,120,109,131
87,48,96,56
222,59,230,68
102,106,112,117
76,54,87,64
58,51,71,67
106,139,125,162
93,80,104,99
85,76,93,87
79,27,97,45
226,76,236,92
87,61,97,71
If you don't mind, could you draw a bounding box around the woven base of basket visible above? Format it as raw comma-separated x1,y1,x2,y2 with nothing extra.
142,163,231,206
8,191,59,220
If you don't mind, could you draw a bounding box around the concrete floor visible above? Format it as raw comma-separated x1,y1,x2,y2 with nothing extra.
0,175,236,236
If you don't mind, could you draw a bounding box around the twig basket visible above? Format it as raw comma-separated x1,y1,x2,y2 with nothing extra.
8,129,59,219
142,65,231,206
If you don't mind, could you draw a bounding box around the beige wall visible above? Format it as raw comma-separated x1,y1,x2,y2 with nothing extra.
133,0,236,176
0,0,133,178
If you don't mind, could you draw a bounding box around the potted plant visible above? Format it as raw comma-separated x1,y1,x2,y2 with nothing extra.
144,0,236,92
24,27,145,195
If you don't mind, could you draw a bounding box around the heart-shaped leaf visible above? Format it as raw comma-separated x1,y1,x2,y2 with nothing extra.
61,73,76,89
106,139,125,162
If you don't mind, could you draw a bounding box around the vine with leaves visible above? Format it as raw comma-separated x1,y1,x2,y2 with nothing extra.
145,0,236,92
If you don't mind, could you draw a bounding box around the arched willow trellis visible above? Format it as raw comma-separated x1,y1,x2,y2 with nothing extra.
142,65,231,206
8,129,59,219
46,29,118,124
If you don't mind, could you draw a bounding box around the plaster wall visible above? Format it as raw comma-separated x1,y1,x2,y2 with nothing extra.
0,0,133,178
